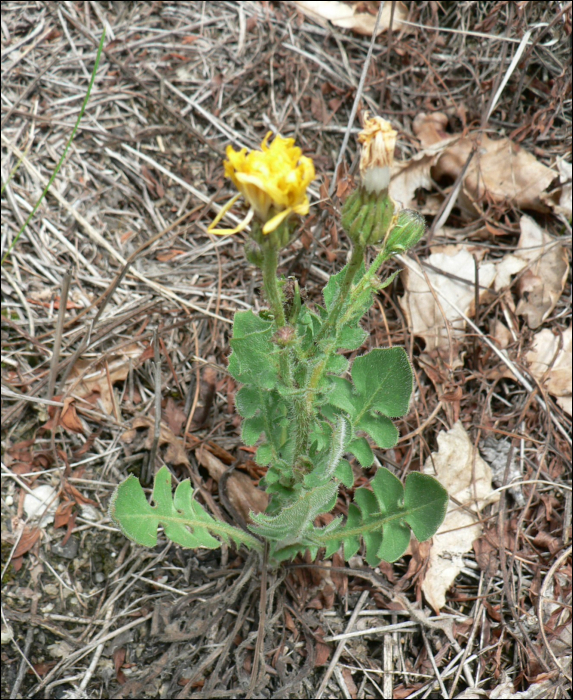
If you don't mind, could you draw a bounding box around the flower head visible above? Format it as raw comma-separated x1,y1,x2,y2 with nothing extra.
358,114,397,194
208,132,315,236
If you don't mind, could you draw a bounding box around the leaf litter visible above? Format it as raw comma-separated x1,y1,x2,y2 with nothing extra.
1,1,571,698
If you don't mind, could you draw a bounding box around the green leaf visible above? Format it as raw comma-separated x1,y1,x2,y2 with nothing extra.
352,348,412,419
348,437,374,468
327,376,358,418
235,386,260,418
109,466,260,552
338,325,368,351
403,472,449,542
255,442,273,466
249,481,338,543
323,261,366,311
325,349,411,450
355,413,398,449
228,310,278,389
241,414,266,446
325,353,349,374
315,468,448,564
335,459,354,488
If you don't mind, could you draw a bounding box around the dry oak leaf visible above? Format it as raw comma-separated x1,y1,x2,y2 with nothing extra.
391,112,556,214
513,215,569,329
422,421,499,612
399,246,497,352
43,396,85,434
196,446,268,524
122,415,190,466
540,157,572,219
66,343,143,415
526,325,572,416
294,1,409,36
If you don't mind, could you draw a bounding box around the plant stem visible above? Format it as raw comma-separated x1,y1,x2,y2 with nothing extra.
299,246,392,439
309,242,365,353
261,239,286,328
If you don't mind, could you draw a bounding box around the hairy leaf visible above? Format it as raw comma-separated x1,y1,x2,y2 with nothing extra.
110,466,260,552
249,481,338,544
326,347,412,451
228,310,278,389
317,468,448,563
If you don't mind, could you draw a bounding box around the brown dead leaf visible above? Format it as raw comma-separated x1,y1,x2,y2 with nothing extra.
196,446,268,523
422,421,499,612
341,667,358,697
391,112,557,214
390,148,440,211
514,216,569,329
156,249,185,262
526,325,572,416
13,525,42,559
67,344,143,415
42,396,85,434
399,246,497,352
541,158,572,219
294,1,410,36
125,415,190,466
163,397,187,436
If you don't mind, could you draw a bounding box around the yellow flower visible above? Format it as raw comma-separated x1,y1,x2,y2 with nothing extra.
358,114,397,194
208,132,315,236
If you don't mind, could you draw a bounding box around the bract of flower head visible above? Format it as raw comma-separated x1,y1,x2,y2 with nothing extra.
358,114,397,194
208,132,315,236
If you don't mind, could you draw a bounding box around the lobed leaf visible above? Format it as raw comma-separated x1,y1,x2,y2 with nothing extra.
317,468,448,563
110,466,260,552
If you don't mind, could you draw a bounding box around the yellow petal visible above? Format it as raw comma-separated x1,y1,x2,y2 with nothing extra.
208,199,254,236
263,208,292,234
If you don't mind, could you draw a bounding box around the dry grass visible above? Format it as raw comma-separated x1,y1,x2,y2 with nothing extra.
1,2,571,698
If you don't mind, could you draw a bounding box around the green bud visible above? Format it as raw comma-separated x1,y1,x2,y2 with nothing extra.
383,209,425,255
244,240,264,267
341,186,397,247
341,189,362,231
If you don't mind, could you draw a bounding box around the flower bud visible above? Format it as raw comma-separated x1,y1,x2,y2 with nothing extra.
341,188,397,247
383,209,425,255
244,240,264,267
358,114,397,195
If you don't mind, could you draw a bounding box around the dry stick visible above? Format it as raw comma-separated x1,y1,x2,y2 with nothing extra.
421,629,448,698
59,206,202,334
378,0,396,111
246,541,269,699
382,628,394,699
1,48,64,129
52,6,225,158
46,266,72,402
426,145,476,244
508,2,573,122
537,544,572,683
328,1,386,199
448,574,486,697
316,589,370,698
0,137,229,324
396,254,571,445
184,321,202,440
498,445,551,676
37,207,198,421
9,595,42,700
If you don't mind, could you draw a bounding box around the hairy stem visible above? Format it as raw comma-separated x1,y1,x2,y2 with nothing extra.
299,246,392,432
261,239,286,328
310,242,365,353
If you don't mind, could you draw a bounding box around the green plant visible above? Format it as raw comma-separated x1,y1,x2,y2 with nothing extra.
110,116,448,566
